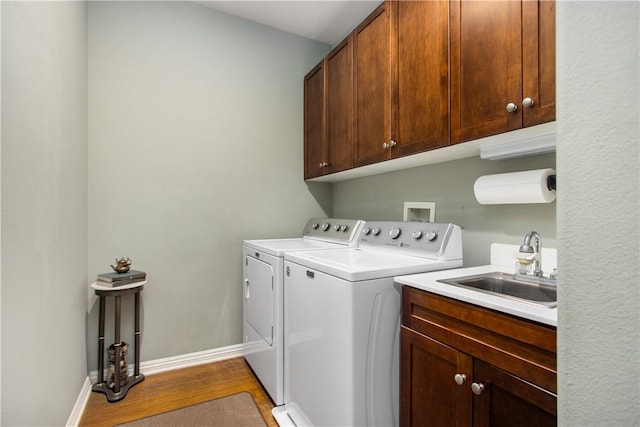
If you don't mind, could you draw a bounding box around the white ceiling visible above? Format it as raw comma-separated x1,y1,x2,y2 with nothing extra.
195,1,381,46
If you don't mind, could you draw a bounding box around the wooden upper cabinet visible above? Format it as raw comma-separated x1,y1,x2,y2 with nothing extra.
326,36,354,174
353,3,392,168
450,0,523,143
353,1,450,168
304,39,353,180
522,0,556,127
304,0,556,180
303,61,326,180
450,0,556,144
392,0,450,157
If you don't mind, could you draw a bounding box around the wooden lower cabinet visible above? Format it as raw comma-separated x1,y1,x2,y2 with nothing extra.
401,286,557,427
401,327,473,426
473,360,556,427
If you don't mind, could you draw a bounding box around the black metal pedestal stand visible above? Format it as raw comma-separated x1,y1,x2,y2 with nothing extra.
91,282,146,402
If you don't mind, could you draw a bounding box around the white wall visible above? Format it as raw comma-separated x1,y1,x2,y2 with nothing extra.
87,1,331,368
557,2,639,425
1,2,88,425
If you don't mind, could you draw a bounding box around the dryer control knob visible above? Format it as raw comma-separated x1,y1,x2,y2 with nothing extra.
362,227,371,235
412,230,423,240
321,223,330,231
372,228,381,236
340,225,349,232
389,227,402,239
334,224,341,231
312,223,319,229
425,230,438,241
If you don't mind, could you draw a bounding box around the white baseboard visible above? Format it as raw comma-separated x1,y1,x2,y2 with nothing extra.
66,343,246,427
66,376,92,427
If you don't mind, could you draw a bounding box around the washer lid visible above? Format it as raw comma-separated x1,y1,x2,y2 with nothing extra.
285,248,463,282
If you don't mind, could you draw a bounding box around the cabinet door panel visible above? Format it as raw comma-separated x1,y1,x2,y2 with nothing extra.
522,0,556,126
450,0,523,143
326,37,353,174
353,3,392,167
401,326,472,427
304,62,326,179
393,0,449,157
473,360,557,427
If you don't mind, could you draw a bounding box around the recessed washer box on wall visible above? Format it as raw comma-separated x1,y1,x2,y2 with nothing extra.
403,201,435,222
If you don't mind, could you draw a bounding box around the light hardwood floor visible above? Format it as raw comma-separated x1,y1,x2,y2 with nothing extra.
79,357,278,426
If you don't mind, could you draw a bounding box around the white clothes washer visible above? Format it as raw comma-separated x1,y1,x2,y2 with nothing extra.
243,218,364,405
273,221,463,427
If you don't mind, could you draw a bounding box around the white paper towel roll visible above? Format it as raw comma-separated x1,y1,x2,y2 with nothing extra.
474,168,556,204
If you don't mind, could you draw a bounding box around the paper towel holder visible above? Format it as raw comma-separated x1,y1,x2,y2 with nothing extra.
473,168,557,205
547,174,556,191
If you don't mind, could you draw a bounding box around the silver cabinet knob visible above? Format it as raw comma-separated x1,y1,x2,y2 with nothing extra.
390,140,397,147
382,142,389,149
522,97,535,108
454,373,466,385
471,382,485,395
506,102,518,113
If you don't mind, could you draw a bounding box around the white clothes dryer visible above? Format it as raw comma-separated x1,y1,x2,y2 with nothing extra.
273,221,463,427
243,218,364,405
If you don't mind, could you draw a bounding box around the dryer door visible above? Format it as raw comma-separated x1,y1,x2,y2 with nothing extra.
245,255,274,346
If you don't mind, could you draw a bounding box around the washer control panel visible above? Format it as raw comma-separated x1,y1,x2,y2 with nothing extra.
358,221,458,256
302,218,364,243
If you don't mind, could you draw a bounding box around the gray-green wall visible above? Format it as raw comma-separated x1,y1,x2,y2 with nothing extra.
86,1,331,369
332,153,556,267
1,1,88,425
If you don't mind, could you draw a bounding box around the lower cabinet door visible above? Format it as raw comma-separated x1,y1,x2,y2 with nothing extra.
400,326,473,427
472,360,557,427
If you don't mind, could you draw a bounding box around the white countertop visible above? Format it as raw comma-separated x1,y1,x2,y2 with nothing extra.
394,243,557,327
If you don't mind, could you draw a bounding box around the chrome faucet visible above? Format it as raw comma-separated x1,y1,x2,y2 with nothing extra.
519,231,543,277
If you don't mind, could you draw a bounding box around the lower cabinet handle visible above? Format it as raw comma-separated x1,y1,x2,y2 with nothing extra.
471,382,485,395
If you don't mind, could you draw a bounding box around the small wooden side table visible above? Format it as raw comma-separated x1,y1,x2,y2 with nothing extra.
91,280,146,402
